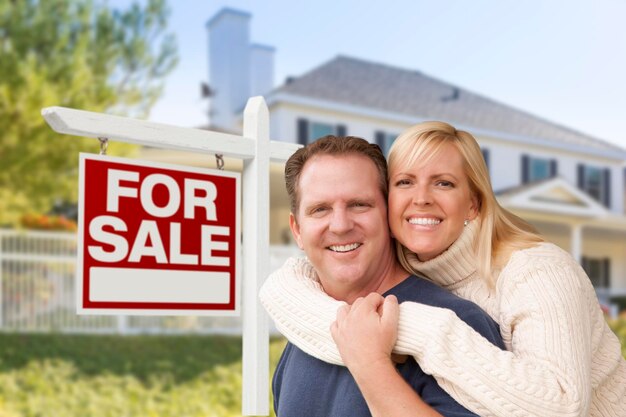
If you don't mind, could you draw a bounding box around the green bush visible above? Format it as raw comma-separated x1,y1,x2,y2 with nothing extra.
0,333,286,417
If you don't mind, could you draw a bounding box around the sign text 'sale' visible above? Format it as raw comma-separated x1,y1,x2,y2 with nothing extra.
77,154,240,315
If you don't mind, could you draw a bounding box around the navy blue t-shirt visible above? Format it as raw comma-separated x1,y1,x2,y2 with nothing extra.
273,275,505,417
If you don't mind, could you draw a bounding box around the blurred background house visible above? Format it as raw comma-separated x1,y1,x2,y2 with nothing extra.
203,8,626,314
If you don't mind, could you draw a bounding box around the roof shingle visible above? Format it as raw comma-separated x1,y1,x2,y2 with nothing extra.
274,55,624,154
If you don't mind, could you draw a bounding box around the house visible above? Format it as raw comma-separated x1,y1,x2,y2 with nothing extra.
205,8,626,312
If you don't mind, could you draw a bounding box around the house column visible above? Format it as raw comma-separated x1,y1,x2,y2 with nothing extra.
570,223,582,264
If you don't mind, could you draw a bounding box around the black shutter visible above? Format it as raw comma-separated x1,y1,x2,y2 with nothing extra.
581,256,588,272
577,164,585,189
297,119,309,145
521,154,530,183
602,258,611,288
550,159,558,178
336,124,347,137
603,168,611,208
481,148,490,172
375,131,386,149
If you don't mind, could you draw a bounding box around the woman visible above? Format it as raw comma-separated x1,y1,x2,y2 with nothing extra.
260,121,626,417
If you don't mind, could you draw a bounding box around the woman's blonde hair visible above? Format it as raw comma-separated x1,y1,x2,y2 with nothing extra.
388,121,544,285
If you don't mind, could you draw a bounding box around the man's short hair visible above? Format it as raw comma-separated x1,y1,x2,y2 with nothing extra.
285,135,388,216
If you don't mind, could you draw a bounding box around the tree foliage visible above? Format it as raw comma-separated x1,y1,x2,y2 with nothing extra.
0,0,178,226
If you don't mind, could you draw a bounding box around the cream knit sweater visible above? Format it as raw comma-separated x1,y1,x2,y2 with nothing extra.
259,222,626,417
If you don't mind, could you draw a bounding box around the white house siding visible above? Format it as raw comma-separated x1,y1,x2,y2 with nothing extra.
448,134,624,215
269,104,626,231
477,138,521,191
269,103,409,146
271,102,625,215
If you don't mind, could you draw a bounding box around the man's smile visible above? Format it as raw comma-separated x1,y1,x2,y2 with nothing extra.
327,243,362,253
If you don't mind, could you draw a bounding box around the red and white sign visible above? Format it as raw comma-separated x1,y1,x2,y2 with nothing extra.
77,154,240,315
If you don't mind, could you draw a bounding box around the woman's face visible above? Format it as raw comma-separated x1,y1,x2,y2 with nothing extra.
388,143,478,261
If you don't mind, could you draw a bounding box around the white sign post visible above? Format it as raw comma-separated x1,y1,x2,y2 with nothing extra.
42,97,301,416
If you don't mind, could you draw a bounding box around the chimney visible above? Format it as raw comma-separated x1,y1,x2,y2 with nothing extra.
250,44,275,97
207,8,251,131
206,8,275,131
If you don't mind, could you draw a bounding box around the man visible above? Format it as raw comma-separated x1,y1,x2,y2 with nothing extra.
271,135,504,416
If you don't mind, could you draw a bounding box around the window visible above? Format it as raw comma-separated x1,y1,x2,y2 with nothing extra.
311,122,334,140
577,164,611,207
374,131,398,156
529,158,550,181
583,166,602,200
297,119,346,145
521,155,557,183
582,257,610,288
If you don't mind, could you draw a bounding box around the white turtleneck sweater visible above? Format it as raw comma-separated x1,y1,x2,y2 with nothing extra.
259,222,626,417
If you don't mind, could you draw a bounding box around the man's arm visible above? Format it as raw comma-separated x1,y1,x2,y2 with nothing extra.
331,294,445,417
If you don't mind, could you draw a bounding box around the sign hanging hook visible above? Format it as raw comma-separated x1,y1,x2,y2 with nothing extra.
98,137,109,155
215,153,224,170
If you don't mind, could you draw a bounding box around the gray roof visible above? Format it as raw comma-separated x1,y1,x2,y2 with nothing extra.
273,55,624,155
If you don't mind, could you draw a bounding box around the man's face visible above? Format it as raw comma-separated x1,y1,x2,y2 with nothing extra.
289,153,394,300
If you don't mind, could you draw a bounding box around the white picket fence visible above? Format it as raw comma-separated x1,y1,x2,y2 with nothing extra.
0,228,301,334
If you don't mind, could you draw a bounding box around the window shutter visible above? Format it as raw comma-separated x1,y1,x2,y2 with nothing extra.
602,258,611,288
550,159,558,178
375,131,386,149
577,164,585,189
297,119,309,145
481,148,490,175
336,124,347,137
603,168,611,208
521,154,530,183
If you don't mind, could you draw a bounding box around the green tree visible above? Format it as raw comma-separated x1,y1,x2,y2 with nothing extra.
0,0,178,226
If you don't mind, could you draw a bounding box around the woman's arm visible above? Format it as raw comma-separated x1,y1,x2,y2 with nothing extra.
260,257,345,364
260,255,601,417
394,270,592,417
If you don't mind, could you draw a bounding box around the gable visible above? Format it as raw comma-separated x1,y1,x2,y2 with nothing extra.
532,185,587,206
497,178,609,217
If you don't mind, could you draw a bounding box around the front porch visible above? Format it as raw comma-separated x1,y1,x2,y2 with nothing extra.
498,177,626,316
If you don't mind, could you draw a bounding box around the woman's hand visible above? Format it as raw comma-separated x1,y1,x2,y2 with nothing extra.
330,293,400,372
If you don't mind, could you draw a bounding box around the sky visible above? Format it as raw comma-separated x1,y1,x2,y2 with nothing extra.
111,0,626,149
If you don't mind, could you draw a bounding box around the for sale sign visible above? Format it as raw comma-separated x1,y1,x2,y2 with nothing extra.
77,154,240,316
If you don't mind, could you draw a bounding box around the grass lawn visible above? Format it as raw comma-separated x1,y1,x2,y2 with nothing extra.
0,333,287,417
